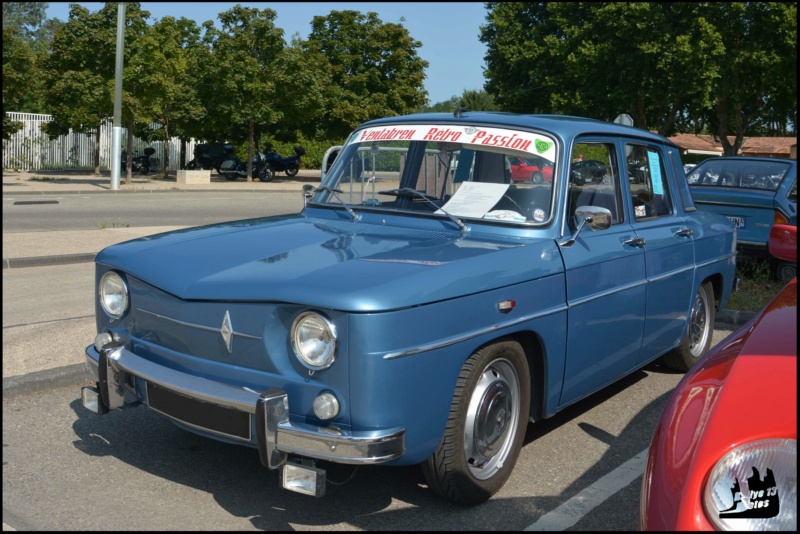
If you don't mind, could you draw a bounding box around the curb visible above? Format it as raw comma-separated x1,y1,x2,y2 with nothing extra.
716,308,757,327
3,363,89,397
3,253,96,269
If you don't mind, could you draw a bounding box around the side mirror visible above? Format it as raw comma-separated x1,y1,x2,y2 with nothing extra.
302,184,315,206
576,205,612,231
559,206,612,247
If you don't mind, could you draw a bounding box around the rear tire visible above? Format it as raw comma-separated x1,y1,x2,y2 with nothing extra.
224,172,238,181
420,340,530,505
662,281,715,372
286,166,299,177
531,171,544,184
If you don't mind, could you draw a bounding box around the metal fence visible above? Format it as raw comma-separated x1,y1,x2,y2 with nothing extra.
3,112,198,171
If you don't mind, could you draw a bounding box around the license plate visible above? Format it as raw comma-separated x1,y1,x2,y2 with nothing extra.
726,216,745,228
147,382,251,441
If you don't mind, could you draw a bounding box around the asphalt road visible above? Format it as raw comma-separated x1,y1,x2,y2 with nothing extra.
2,191,304,232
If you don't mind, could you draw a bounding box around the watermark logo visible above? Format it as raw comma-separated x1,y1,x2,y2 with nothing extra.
719,467,779,519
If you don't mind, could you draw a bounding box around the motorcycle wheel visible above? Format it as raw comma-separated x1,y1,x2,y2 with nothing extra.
224,172,239,181
140,163,150,175
186,160,197,170
285,166,299,177
259,167,275,182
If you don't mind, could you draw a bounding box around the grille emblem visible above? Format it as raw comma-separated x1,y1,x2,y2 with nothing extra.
221,311,233,353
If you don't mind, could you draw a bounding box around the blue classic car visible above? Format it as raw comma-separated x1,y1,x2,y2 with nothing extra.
686,156,797,281
80,112,737,505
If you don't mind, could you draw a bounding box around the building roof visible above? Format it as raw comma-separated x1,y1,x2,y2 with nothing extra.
668,133,797,158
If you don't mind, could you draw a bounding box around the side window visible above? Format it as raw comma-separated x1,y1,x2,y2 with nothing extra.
568,142,622,231
626,144,672,220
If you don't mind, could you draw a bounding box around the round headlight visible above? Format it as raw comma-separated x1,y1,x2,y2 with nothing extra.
291,312,336,370
704,438,796,531
99,271,129,319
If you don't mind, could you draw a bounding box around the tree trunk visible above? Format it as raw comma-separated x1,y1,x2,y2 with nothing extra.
247,117,254,182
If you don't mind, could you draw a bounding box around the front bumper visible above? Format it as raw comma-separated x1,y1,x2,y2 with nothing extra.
82,342,405,470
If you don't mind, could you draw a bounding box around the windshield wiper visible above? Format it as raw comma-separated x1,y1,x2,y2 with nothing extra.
379,188,468,232
312,186,360,221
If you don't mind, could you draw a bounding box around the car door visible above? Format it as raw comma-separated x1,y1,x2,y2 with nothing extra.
559,140,647,405
624,142,695,362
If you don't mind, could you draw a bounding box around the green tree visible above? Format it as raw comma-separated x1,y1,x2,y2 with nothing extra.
202,6,285,181
304,10,429,138
135,16,205,176
2,27,37,139
272,38,333,141
2,2,58,115
698,2,797,154
42,2,152,175
459,88,499,111
481,2,723,135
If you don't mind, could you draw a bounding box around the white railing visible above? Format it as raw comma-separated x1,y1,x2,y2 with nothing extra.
3,112,198,171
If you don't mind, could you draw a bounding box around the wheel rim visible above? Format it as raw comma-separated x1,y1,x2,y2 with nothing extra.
688,286,711,358
532,173,543,184
464,359,520,480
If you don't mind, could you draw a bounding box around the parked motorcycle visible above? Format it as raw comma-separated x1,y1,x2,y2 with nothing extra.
264,145,305,177
185,143,226,173
121,147,158,175
219,144,275,182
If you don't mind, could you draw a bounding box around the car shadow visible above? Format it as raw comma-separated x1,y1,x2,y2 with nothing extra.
68,360,679,530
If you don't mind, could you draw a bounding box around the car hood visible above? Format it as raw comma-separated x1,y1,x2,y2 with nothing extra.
96,214,563,312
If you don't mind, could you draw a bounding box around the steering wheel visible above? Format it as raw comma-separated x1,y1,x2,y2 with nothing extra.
500,194,525,214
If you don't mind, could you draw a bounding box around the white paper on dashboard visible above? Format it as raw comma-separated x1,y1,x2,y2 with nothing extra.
436,182,509,218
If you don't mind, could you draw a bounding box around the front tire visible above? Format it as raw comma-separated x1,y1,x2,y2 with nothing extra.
259,166,275,182
662,281,715,372
421,340,530,505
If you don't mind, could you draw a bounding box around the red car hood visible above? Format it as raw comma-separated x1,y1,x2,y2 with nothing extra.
642,278,797,530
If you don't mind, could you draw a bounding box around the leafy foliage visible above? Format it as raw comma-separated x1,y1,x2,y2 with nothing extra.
481,2,795,143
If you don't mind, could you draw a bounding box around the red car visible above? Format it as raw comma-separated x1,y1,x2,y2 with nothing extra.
639,223,797,531
509,155,553,183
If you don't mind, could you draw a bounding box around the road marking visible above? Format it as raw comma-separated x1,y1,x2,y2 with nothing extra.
524,448,649,531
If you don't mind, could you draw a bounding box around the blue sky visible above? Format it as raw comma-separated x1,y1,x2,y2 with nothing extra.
45,2,490,105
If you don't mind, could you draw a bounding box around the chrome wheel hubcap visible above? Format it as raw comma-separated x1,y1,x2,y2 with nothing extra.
688,288,710,358
464,359,520,480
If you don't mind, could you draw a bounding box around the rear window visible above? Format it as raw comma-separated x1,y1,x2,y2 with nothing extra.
687,159,791,192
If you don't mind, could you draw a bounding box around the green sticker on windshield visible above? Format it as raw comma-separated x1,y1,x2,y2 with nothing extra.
535,139,553,154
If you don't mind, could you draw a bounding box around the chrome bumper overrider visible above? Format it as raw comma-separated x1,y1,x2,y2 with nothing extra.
82,343,405,469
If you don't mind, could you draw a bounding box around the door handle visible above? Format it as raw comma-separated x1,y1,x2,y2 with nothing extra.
674,228,693,237
624,237,646,247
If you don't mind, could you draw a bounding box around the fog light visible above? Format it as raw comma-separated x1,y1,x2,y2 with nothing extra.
81,385,108,414
312,392,339,420
282,463,326,497
94,332,113,352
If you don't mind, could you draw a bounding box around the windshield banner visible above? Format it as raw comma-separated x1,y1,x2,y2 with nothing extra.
354,125,556,160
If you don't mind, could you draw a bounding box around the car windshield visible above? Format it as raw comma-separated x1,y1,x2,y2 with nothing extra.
686,159,791,191
310,124,558,226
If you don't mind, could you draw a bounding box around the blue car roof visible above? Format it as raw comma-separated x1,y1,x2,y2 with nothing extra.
359,111,678,148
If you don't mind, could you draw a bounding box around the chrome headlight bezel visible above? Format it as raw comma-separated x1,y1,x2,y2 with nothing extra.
291,311,337,371
99,271,129,319
703,438,797,531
